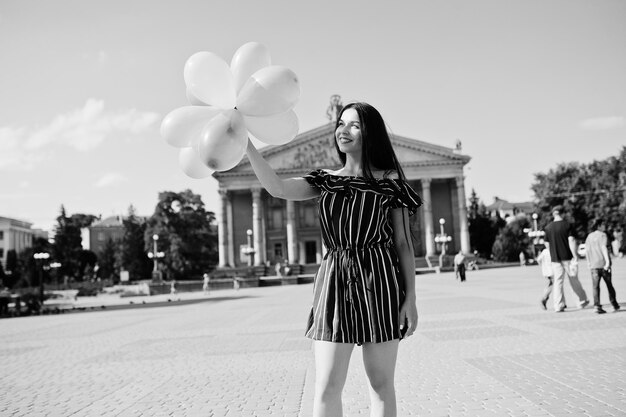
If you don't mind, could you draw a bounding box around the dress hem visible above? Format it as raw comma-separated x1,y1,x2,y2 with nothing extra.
305,331,402,345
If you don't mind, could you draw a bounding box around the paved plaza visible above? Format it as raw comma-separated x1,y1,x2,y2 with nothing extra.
1,259,625,417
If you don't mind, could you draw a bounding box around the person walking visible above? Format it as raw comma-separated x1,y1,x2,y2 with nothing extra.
536,243,557,310
202,273,211,295
585,219,620,314
454,250,466,282
544,205,589,312
245,102,421,416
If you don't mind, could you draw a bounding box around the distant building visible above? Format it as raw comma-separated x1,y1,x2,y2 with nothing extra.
0,216,40,268
212,97,473,269
485,197,535,221
84,215,125,255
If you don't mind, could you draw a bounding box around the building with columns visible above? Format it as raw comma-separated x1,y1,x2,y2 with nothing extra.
0,216,46,268
212,118,471,271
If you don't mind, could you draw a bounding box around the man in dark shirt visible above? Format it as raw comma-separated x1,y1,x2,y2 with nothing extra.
543,205,589,312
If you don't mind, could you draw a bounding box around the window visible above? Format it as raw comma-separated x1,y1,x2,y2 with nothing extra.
274,243,283,258
305,241,317,264
98,232,105,241
302,206,316,227
0,231,3,240
269,208,284,230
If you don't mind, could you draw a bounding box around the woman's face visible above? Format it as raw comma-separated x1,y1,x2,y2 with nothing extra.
335,108,362,156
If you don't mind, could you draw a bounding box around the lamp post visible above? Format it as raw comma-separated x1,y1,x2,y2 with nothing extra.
243,229,255,267
148,234,165,282
33,252,50,304
434,218,452,269
524,213,545,257
49,262,62,288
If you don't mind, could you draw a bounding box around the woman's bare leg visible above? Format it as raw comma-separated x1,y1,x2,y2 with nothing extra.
313,340,354,417
362,340,399,417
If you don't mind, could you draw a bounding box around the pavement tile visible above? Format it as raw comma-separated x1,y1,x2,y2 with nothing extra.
1,259,625,416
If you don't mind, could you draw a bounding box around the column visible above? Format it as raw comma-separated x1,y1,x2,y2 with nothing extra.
421,178,435,256
218,189,229,267
286,200,298,264
456,176,471,254
252,188,264,266
226,192,235,267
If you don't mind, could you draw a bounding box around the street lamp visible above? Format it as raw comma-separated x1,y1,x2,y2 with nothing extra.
148,234,165,282
33,252,50,304
524,213,545,256
434,218,452,269
49,262,62,288
243,229,255,267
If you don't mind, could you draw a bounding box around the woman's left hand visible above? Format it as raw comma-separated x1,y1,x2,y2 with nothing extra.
399,298,418,338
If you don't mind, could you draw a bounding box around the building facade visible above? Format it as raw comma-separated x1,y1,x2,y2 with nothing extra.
0,216,38,268
485,197,535,221
212,122,471,270
84,216,125,255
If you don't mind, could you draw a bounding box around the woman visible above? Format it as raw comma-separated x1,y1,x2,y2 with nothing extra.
245,102,421,416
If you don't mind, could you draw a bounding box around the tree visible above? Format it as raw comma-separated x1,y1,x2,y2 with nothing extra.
52,206,98,280
492,215,532,262
468,189,504,258
532,147,626,241
118,205,151,281
5,249,18,275
146,190,218,280
14,237,52,291
77,250,98,280
3,250,19,289
97,238,118,282
0,261,6,288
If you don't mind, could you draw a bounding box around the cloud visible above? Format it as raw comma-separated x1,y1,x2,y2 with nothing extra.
579,116,624,130
25,98,160,151
97,50,108,64
0,99,160,170
95,172,128,188
0,126,47,170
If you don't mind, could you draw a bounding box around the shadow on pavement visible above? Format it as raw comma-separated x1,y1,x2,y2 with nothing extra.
4,295,255,318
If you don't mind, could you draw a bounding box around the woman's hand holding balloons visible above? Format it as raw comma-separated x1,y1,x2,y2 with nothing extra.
161,42,301,178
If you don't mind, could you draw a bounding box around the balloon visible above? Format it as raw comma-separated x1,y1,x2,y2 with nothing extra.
178,147,214,179
196,109,247,171
161,106,221,148
186,88,207,106
244,110,299,145
231,42,271,94
236,66,300,117
184,52,236,108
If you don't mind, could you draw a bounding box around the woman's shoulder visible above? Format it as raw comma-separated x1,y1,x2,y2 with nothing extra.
320,168,340,176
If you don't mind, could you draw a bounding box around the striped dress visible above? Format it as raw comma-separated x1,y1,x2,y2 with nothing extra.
303,169,422,345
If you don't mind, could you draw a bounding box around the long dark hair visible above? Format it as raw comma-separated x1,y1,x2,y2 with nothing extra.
333,102,406,180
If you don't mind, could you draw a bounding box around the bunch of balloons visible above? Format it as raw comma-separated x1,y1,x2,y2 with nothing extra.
161,42,300,178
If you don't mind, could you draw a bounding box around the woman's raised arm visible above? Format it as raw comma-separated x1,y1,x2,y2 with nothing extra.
245,139,320,201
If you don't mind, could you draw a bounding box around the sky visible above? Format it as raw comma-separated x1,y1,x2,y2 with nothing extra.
1,0,625,233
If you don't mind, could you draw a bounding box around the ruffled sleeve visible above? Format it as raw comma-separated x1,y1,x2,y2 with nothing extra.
303,169,327,189
390,180,423,216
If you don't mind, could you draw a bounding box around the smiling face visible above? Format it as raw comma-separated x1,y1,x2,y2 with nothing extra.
335,108,363,156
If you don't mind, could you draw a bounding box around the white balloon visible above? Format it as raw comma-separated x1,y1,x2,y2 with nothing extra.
231,42,271,94
196,109,248,171
161,106,221,148
184,51,236,108
179,147,214,179
244,110,299,145
186,88,208,106
236,66,300,117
